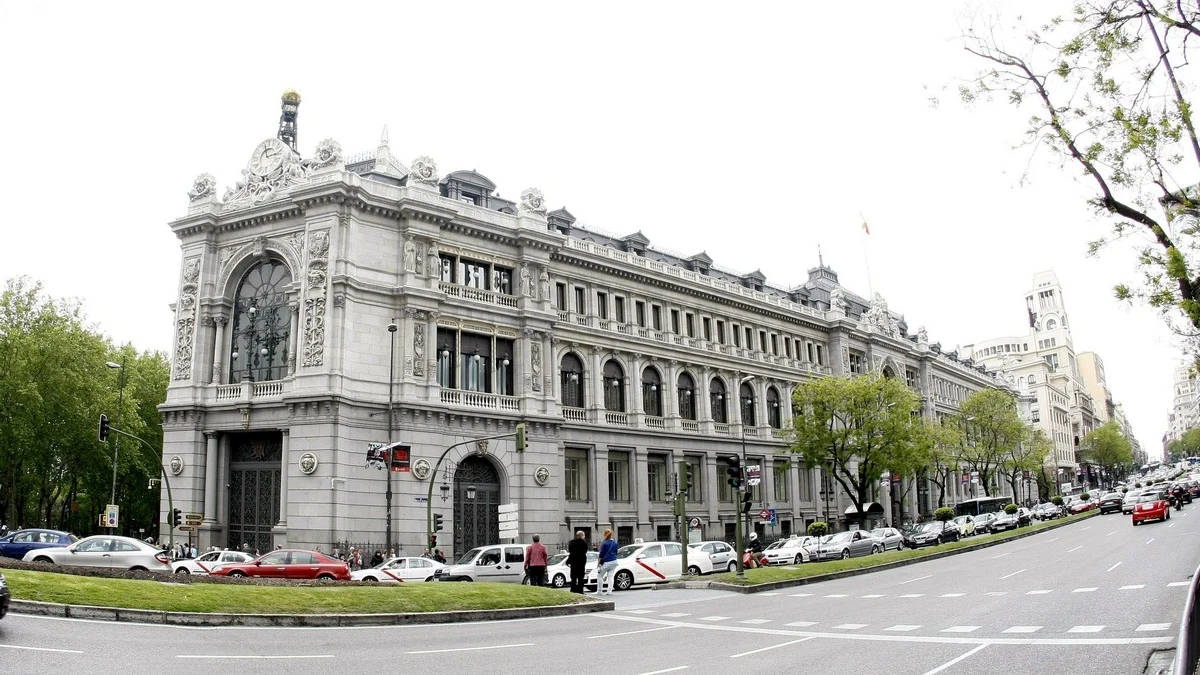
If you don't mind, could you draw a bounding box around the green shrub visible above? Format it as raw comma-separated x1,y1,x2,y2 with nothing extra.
1004,503,1018,514
933,506,955,522
1080,492,1091,501
806,521,829,538
1135,482,1142,488
1050,496,1063,506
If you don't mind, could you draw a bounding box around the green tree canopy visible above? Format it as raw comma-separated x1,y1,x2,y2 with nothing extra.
912,416,964,509
1080,420,1135,480
788,374,923,523
957,389,1030,497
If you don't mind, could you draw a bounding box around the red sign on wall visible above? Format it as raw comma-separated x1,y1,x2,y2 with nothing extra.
390,445,411,472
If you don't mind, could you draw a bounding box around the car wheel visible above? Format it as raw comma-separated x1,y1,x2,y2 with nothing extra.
129,566,148,572
230,570,247,577
727,560,737,573
687,565,701,576
615,570,634,591
794,554,803,565
32,556,53,565
424,576,434,582
1133,520,1140,526
872,545,881,555
175,567,190,575
317,574,335,581
840,549,850,560
552,574,567,588
363,576,378,583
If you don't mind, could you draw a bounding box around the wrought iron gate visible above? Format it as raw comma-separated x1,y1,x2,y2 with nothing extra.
454,455,501,553
227,433,281,554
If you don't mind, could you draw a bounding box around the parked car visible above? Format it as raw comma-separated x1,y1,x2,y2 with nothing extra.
532,551,598,588
352,556,445,583
1031,503,1058,521
0,573,8,620
990,511,1020,533
973,512,998,533
586,541,688,591
689,540,737,573
172,549,256,575
22,535,170,572
209,549,350,580
951,516,976,537
808,530,880,561
869,527,904,552
1132,491,1171,526
901,521,960,548
0,529,78,561
435,544,528,583
762,536,814,566
1068,499,1096,515
1016,507,1034,526
1098,492,1124,515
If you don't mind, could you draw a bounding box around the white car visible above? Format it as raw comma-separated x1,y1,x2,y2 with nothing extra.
434,544,527,583
23,535,170,572
173,549,255,575
587,541,689,591
761,536,814,566
951,516,976,537
531,551,599,589
351,556,445,583
689,540,737,573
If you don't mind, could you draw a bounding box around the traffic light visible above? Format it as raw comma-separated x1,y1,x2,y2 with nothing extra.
429,535,437,549
741,491,753,515
515,423,526,452
725,455,742,489
98,414,110,442
171,508,182,528
433,512,444,532
682,461,694,492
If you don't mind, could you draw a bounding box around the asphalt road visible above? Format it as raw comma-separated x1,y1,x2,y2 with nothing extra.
0,510,1195,675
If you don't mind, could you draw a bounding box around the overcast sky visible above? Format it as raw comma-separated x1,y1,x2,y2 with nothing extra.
0,2,1178,457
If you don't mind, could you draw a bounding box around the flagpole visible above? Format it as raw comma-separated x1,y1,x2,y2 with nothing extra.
860,211,874,297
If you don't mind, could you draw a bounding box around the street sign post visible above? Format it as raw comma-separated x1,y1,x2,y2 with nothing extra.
768,508,777,525
184,512,203,526
177,525,196,532
758,508,771,522
498,503,519,540
746,465,762,487
104,505,119,529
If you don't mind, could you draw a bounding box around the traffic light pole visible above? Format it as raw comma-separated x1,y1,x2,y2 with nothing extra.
675,460,689,575
107,426,174,555
425,425,526,554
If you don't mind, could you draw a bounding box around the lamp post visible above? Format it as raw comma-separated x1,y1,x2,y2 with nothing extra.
739,375,754,541
386,319,397,553
105,356,126,530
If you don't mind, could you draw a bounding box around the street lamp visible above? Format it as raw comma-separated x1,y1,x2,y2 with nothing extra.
105,356,126,528
385,319,397,552
466,484,476,500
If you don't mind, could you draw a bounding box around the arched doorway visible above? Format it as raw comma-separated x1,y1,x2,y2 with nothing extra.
227,432,281,554
454,455,501,553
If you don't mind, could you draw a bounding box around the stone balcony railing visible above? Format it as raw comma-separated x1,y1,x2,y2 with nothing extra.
212,379,290,403
440,389,520,411
439,281,519,309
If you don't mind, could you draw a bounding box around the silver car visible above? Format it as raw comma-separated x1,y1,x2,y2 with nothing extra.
762,536,814,566
869,527,904,551
805,530,880,561
689,540,737,573
23,535,170,572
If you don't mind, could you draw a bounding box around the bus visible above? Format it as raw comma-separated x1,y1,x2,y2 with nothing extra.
955,496,1010,517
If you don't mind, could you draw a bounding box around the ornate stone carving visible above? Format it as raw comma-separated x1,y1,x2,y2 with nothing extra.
413,322,426,377
169,456,184,476
530,339,542,392
427,244,440,278
333,294,345,308
302,230,330,368
534,466,550,486
917,326,929,345
841,346,851,375
410,156,439,186
520,264,533,297
187,173,217,202
829,287,847,312
222,138,344,208
538,268,550,301
412,458,432,480
414,242,424,276
173,256,202,380
403,239,417,273
520,187,546,216
219,245,238,268
283,231,305,260
299,452,319,475
310,138,343,169
861,292,897,337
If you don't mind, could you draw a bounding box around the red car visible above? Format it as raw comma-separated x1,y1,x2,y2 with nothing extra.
1132,491,1171,526
209,549,350,580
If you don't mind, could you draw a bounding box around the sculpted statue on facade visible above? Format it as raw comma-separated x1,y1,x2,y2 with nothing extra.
427,244,440,278
520,188,547,216
538,268,550,300
917,326,929,344
413,323,426,377
531,340,542,392
828,287,846,312
520,265,533,297
307,138,343,170
187,173,217,202
410,156,439,186
403,240,417,273
309,230,330,259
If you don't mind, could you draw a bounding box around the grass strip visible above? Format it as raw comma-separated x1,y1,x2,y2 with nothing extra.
713,510,1101,585
3,570,586,614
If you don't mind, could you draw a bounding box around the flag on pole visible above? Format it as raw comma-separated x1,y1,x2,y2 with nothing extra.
861,220,870,235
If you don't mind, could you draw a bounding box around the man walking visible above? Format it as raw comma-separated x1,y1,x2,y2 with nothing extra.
525,534,548,587
567,530,588,594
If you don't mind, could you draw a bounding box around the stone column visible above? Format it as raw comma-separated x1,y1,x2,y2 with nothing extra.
400,309,417,385
277,429,290,528
209,317,226,384
288,303,299,376
590,346,605,423
594,445,610,529
634,447,650,533
518,327,533,400
426,312,440,386
705,453,720,537
630,353,644,421
789,455,803,523
699,367,713,433
541,332,555,414
202,431,219,523
664,360,679,428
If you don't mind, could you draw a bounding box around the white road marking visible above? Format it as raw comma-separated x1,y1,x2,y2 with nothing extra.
1003,626,1043,633
1169,582,1190,587
885,625,922,632
790,593,813,598
1119,585,1146,590
635,667,688,675
990,552,1012,559
625,609,656,614
1136,624,1172,632
1081,526,1091,531
178,655,336,659
940,593,965,597
862,594,886,598
984,592,1006,596
406,644,533,654
660,613,691,618
1106,531,1116,537
1026,590,1053,595
1146,538,1156,545
1043,538,1059,543
0,644,84,654
1072,588,1098,593
729,636,814,658
698,616,729,621
919,644,989,675
1000,569,1027,580
1067,626,1105,633
900,574,933,584
824,594,848,598
1106,562,1121,572
900,593,925,598
759,592,780,596
834,623,868,630
1170,523,1176,528
1067,546,1082,553
785,621,817,627
588,625,679,639
941,625,981,633
739,619,772,624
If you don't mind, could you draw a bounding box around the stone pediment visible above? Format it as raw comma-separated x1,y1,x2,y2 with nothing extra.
622,231,651,246
687,251,713,265
442,170,496,191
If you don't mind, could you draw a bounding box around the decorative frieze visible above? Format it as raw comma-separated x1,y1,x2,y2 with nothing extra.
302,230,330,368
173,256,201,380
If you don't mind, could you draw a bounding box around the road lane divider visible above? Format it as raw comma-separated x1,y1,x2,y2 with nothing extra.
1000,569,1026,580
406,643,534,654
919,644,989,675
730,636,814,658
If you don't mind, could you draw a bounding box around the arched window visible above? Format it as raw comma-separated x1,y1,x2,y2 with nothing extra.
642,367,663,417
230,260,292,383
560,353,584,408
766,387,782,429
677,372,697,420
603,360,626,412
710,378,727,424
1027,374,1036,387
740,382,756,426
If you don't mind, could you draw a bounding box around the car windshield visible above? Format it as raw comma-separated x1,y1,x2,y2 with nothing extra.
547,553,568,566
918,522,944,532
456,548,485,565
1102,493,1119,499
615,545,641,559
1138,492,1165,503
822,532,853,544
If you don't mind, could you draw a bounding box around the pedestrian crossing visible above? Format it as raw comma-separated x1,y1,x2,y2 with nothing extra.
616,608,1173,636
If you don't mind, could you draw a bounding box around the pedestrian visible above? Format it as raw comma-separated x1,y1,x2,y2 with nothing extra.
596,528,618,595
190,544,198,558
371,549,384,567
434,549,446,564
525,534,549,587
567,530,588,594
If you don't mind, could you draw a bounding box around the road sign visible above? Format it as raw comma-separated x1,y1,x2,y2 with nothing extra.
104,505,119,528
498,503,519,539
498,511,519,523
177,525,196,532
758,508,771,521
184,512,203,525
746,465,762,487
768,508,777,525
688,517,701,529
498,503,519,514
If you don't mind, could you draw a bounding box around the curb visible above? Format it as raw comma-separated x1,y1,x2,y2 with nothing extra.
9,597,613,627
663,510,1100,594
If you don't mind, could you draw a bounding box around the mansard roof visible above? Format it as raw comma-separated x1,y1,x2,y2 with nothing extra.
442,170,497,191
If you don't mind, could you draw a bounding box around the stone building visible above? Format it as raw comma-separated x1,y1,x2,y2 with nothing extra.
158,93,1008,556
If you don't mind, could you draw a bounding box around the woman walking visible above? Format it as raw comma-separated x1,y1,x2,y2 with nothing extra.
596,529,619,595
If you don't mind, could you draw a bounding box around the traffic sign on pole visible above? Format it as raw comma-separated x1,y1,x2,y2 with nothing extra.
184,512,203,525
758,508,771,522
498,503,519,539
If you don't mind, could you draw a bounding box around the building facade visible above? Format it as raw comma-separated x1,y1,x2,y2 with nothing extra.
158,95,1009,556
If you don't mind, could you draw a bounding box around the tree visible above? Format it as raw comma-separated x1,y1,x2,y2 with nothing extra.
789,374,923,525
1079,421,1135,484
958,389,1030,497
963,2,1200,349
934,506,955,522
913,417,964,508
806,521,829,538
1001,427,1053,504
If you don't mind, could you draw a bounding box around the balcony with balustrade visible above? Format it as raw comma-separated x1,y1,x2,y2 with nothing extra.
211,379,290,404
439,281,519,309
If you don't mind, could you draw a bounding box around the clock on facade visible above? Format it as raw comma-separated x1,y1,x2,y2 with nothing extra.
249,138,289,176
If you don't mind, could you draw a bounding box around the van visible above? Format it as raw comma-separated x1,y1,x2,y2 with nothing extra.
433,544,526,583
